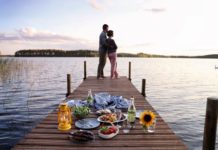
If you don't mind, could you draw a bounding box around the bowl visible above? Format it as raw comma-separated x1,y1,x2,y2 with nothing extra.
72,106,90,119
98,126,119,139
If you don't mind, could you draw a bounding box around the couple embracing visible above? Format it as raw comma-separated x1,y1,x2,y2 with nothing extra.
97,24,119,80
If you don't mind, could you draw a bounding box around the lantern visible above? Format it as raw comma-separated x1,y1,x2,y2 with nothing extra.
58,103,72,131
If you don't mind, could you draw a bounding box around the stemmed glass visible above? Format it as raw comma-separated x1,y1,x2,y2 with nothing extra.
114,109,122,128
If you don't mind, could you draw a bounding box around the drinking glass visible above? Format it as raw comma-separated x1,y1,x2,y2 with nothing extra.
147,118,156,133
114,109,122,128
122,120,130,133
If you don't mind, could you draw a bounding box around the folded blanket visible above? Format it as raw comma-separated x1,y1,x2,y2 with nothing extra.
94,92,111,106
94,93,129,110
94,92,116,110
111,96,129,109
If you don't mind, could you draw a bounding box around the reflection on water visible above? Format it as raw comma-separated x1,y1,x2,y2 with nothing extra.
0,57,218,149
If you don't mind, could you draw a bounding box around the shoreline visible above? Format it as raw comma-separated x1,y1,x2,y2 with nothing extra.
1,55,218,59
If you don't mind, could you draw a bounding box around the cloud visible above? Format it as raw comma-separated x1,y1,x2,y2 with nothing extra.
18,27,84,43
0,27,89,43
144,8,166,13
0,33,20,41
0,27,97,54
88,0,103,10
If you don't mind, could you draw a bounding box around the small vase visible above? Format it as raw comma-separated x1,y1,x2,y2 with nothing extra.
142,118,156,133
142,125,148,133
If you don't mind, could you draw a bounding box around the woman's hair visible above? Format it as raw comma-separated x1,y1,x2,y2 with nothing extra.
107,30,113,37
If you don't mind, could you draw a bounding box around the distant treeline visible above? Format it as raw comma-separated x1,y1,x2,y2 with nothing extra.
14,49,159,57
14,49,218,58
15,49,173,57
14,49,172,57
15,49,99,57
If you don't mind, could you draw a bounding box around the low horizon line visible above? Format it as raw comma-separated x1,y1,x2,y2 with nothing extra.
1,49,218,57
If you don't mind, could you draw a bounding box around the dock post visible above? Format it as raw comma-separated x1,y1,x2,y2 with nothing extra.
141,79,146,97
66,74,71,97
128,61,131,81
83,61,87,80
203,97,218,150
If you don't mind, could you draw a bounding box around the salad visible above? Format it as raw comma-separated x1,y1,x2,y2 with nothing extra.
72,106,90,119
99,126,117,135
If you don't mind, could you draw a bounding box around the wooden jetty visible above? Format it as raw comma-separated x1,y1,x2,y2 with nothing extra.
12,75,187,150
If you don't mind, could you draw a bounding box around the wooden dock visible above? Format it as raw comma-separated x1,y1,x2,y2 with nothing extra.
12,76,187,150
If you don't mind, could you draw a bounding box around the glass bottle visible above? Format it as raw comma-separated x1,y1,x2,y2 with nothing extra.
87,89,94,105
127,96,136,128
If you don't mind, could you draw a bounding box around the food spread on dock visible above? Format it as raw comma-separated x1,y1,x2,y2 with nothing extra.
66,93,152,142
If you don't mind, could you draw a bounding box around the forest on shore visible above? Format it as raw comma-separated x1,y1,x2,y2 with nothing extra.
13,49,218,58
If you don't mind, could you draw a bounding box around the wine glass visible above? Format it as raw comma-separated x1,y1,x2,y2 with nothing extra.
114,109,122,128
122,120,130,133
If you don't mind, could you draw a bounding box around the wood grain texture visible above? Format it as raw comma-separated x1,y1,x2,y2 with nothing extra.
12,76,187,150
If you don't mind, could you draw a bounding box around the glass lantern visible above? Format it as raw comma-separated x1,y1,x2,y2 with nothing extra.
58,103,72,131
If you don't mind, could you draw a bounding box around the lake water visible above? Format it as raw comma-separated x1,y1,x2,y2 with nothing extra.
0,57,218,150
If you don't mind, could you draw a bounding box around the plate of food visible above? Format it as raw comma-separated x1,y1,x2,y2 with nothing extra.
75,118,100,129
97,113,127,123
98,126,119,139
69,130,95,143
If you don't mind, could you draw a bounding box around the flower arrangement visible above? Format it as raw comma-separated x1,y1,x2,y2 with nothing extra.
139,110,156,132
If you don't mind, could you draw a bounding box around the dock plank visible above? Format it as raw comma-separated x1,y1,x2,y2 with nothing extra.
12,76,187,150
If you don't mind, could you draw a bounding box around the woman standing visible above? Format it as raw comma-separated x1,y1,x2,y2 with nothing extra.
106,30,119,79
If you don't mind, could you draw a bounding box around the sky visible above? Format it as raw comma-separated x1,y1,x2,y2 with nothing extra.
0,0,218,55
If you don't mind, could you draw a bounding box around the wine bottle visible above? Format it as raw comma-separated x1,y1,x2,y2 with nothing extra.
127,96,136,128
87,89,93,105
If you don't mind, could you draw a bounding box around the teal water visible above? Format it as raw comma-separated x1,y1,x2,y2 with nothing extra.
0,57,218,150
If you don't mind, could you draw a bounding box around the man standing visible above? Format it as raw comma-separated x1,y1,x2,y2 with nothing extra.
97,24,108,79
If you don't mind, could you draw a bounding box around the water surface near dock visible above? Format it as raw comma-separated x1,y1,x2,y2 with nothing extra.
0,57,218,149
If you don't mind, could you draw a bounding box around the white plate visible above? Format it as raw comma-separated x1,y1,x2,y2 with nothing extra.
98,126,119,139
75,118,100,129
97,114,127,123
